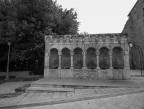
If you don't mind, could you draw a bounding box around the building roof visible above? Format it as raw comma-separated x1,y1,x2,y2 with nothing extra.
128,0,139,16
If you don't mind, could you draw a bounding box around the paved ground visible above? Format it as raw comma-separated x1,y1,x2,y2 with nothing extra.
1,87,144,108
0,81,31,94
0,70,144,109
18,92,144,109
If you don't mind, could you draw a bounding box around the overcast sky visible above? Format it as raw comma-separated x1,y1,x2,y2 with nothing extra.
55,0,137,34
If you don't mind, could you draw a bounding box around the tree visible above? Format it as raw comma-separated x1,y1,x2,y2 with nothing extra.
0,0,17,71
53,8,79,35
0,0,79,74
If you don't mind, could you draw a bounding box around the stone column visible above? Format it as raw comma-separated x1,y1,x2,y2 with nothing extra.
123,50,130,79
124,50,130,69
58,51,62,78
96,51,100,69
70,51,74,69
58,51,62,69
82,51,87,69
109,51,113,69
44,52,49,77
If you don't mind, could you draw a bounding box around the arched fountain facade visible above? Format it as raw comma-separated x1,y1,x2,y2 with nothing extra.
44,34,130,80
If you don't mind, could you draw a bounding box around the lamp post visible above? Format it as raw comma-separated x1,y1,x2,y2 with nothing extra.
5,42,11,80
129,43,144,77
129,43,134,69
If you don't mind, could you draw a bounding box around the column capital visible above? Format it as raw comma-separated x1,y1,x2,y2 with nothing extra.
82,51,87,54
124,51,129,55
109,51,113,56
70,51,74,55
58,51,62,55
46,52,50,57
82,51,87,55
96,51,99,55
123,51,126,55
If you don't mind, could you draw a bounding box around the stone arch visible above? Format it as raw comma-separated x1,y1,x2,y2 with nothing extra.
85,45,97,51
99,47,110,69
86,47,96,69
97,45,110,52
49,48,59,69
73,47,83,69
50,47,59,51
60,46,71,52
112,45,125,51
112,47,124,69
72,45,83,52
61,48,71,69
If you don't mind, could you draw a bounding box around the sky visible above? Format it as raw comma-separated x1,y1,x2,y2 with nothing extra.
55,0,137,34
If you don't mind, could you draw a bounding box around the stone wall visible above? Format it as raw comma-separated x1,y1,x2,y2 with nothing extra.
122,0,144,69
44,34,131,80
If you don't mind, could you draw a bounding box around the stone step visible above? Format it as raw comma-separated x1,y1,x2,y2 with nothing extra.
26,87,74,92
31,83,98,89
31,82,136,89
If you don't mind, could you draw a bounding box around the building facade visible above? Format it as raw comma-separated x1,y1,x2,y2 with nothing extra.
44,34,130,80
122,0,144,69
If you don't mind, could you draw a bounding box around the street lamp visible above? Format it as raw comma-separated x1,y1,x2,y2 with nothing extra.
5,42,11,80
129,43,134,69
129,43,133,48
129,43,144,77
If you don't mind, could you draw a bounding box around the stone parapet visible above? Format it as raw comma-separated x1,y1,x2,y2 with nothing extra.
45,34,128,45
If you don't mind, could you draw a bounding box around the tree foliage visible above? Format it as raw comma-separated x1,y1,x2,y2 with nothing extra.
0,0,79,74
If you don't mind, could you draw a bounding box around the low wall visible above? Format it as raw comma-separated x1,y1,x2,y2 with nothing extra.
46,69,131,80
0,71,30,77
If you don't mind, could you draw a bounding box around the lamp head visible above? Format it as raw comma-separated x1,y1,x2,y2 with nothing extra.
7,42,10,46
129,43,133,47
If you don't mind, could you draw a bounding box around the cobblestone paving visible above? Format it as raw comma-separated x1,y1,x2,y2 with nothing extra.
0,87,142,108
18,92,144,109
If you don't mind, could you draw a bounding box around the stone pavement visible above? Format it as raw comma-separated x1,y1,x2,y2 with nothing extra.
0,86,144,108
18,91,144,109
0,70,144,109
0,87,144,109
0,81,31,94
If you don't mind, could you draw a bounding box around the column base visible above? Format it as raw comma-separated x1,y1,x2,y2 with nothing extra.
58,67,61,70
58,67,61,79
96,67,100,69
44,66,49,77
82,67,87,69
124,66,130,70
110,67,113,70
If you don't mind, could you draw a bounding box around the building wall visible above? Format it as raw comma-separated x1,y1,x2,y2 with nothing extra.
44,34,131,80
122,0,144,69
